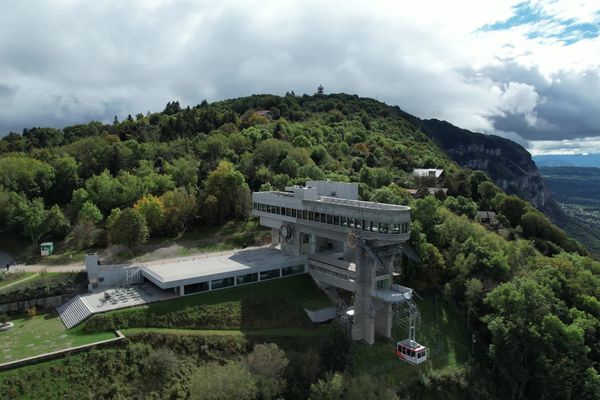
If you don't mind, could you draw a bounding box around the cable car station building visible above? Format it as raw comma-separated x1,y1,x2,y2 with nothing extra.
252,181,421,347
73,180,424,357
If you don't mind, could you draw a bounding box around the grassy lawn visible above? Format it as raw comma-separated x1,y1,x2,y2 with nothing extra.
0,273,45,294
348,291,471,386
0,272,81,296
82,274,333,333
122,326,329,337
35,250,87,266
0,272,36,291
0,313,116,363
114,219,271,263
144,274,331,312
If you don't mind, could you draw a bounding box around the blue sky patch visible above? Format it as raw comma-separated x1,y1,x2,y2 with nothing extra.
481,1,600,45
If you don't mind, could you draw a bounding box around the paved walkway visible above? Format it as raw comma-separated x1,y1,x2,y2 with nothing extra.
9,263,85,273
7,244,274,274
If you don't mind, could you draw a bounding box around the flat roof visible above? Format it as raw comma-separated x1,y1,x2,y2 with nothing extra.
141,247,305,289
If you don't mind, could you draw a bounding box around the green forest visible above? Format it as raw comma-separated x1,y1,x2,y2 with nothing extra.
1,93,599,399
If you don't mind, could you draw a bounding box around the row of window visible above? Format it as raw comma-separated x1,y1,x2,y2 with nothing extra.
309,264,352,281
182,265,306,295
253,203,409,234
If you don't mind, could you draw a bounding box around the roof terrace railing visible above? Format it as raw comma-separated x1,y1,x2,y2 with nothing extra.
317,196,410,211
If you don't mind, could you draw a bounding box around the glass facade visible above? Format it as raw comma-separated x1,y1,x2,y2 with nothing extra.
184,281,209,294
236,272,258,285
211,277,235,290
253,202,410,235
282,264,305,276
260,269,281,280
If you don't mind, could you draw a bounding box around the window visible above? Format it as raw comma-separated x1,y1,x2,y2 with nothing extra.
371,222,378,232
292,209,297,217
211,277,235,290
236,273,258,285
282,265,305,276
253,202,257,210
362,220,368,231
326,214,333,224
266,204,271,213
302,233,310,243
376,279,390,290
314,212,320,222
260,269,281,280
308,211,314,220
355,220,362,229
303,210,308,219
334,216,340,225
341,217,348,227
320,213,326,223
349,218,355,228
391,224,400,234
379,223,389,234
185,282,209,294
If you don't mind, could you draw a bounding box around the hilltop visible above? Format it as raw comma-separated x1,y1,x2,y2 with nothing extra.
1,93,599,399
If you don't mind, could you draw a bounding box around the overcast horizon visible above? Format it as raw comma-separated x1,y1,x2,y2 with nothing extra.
1,0,599,155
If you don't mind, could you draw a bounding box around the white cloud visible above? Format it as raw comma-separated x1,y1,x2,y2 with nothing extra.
529,136,600,155
0,0,598,155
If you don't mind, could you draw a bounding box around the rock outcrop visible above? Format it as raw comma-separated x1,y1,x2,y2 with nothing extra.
414,118,559,217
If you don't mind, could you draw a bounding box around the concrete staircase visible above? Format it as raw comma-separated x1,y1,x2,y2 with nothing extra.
57,296,92,329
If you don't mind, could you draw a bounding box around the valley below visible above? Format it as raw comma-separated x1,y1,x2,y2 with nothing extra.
539,166,600,255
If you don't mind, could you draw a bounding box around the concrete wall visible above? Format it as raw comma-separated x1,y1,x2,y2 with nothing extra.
306,180,359,200
304,306,337,323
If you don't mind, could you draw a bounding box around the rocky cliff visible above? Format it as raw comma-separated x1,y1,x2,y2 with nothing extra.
412,118,561,217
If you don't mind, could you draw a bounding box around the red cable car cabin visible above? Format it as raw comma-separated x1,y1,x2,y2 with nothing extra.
395,339,427,364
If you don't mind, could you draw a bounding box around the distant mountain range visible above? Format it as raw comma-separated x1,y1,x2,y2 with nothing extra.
533,154,600,167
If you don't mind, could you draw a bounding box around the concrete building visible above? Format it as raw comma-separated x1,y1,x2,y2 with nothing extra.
252,181,421,345
412,168,444,178
84,247,305,295
75,180,424,350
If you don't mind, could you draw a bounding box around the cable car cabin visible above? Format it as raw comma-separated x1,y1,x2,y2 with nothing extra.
395,339,427,365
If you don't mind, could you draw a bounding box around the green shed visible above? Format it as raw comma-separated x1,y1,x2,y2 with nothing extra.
40,242,54,257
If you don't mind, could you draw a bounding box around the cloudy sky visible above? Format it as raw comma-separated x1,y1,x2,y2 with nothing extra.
1,0,599,155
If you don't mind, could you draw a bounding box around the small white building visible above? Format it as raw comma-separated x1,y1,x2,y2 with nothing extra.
412,169,444,178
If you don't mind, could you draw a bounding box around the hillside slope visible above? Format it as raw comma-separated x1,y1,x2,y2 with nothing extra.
402,117,599,253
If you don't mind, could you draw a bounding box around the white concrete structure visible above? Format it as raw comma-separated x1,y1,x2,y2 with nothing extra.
412,168,444,178
141,247,305,295
73,181,424,351
252,181,423,346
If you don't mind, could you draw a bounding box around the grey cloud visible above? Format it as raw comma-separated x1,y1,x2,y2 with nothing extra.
0,0,598,152
483,62,600,141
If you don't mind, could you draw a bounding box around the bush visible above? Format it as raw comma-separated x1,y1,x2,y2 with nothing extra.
83,302,242,332
27,306,37,318
128,332,249,361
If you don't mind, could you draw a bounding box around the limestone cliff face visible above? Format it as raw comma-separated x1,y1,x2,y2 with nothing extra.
415,119,553,210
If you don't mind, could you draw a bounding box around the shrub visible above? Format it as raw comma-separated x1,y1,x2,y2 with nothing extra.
27,306,37,318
